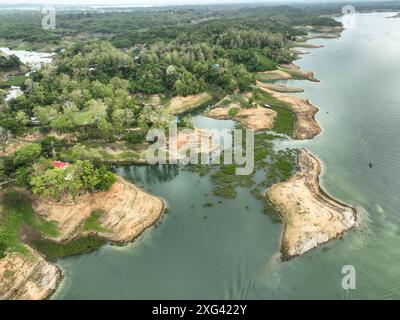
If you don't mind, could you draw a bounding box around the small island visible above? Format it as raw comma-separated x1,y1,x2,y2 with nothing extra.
267,149,357,260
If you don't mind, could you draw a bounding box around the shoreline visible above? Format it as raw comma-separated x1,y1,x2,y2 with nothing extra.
267,149,357,260
263,25,358,260
257,86,321,140
0,177,166,300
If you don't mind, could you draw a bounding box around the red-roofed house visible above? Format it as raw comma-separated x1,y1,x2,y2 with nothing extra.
52,161,68,169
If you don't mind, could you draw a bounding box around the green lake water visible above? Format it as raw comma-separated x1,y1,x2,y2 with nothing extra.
52,13,400,299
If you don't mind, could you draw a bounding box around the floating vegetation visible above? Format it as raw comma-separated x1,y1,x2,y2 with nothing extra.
183,128,296,223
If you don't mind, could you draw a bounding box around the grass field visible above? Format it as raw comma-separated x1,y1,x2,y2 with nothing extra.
0,74,28,86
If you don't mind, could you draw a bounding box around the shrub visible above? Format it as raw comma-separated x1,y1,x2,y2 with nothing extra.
15,167,31,187
228,107,239,117
12,143,42,167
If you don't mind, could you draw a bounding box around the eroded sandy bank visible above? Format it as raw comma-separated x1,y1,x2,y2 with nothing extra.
33,177,165,243
256,81,304,93
257,64,319,82
206,102,277,131
0,249,61,300
266,149,357,260
166,92,212,115
0,177,165,299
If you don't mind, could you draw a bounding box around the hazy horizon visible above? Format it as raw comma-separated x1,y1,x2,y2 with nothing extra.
0,0,395,8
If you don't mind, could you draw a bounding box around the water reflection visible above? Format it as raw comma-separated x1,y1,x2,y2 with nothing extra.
116,164,180,185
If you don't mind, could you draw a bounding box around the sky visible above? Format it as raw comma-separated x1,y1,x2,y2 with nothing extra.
0,0,390,7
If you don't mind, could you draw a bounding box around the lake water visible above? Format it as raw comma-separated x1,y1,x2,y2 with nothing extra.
0,47,54,70
1,47,53,101
52,13,400,299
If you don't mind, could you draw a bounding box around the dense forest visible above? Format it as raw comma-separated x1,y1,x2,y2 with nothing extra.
1,5,343,134
0,6,340,47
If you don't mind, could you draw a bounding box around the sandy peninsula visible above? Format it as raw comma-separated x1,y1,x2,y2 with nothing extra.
257,64,319,82
257,87,321,140
256,81,304,93
206,101,277,131
267,149,357,260
295,25,343,40
32,177,165,243
290,48,310,55
387,13,400,18
0,177,165,300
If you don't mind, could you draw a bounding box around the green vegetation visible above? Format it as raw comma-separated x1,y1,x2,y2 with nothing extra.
13,143,42,167
270,106,295,137
32,236,106,261
0,6,341,188
211,169,255,198
83,210,112,233
185,129,295,223
253,89,295,136
0,190,59,256
30,160,116,200
60,142,141,164
0,54,21,72
1,74,27,86
202,202,214,207
228,107,239,117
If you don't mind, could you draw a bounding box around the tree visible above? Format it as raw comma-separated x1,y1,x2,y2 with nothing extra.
29,160,116,200
15,111,30,126
33,105,59,125
87,99,108,123
97,118,115,142
95,165,116,191
15,167,31,187
112,108,135,131
40,136,64,158
30,168,69,200
13,143,42,167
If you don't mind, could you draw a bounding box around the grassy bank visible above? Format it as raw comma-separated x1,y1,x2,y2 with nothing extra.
32,236,106,261
254,89,295,136
0,190,59,258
